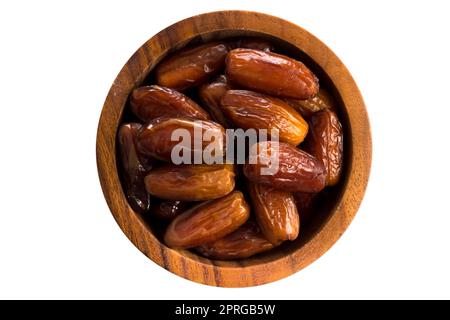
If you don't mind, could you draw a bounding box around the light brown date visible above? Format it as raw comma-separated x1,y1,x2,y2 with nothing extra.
130,85,210,122
293,192,317,223
196,221,274,260
304,109,343,186
150,200,190,220
155,43,229,91
198,75,233,128
117,123,152,212
226,49,319,99
244,141,326,193
229,37,274,52
144,164,235,201
137,117,225,162
221,90,309,145
248,182,299,245
164,191,250,248
285,88,336,118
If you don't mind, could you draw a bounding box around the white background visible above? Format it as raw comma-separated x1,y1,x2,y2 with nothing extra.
1,0,449,299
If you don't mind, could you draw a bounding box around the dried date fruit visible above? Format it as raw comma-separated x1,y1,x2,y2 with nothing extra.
198,75,233,128
144,164,235,201
248,182,299,245
221,90,308,145
293,192,317,223
229,37,274,51
304,109,343,186
117,123,152,212
137,117,225,162
285,88,336,118
115,37,347,260
150,200,190,220
164,191,250,248
226,49,319,99
155,42,229,91
196,221,274,259
130,85,210,122
244,141,326,193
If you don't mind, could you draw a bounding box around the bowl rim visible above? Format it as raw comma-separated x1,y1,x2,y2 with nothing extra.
96,10,372,287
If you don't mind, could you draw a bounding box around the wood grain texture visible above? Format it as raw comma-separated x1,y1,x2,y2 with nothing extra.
96,11,372,287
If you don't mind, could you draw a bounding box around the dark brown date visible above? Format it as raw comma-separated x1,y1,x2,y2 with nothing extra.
226,49,319,99
144,164,235,201
137,117,225,162
198,75,233,128
293,192,317,223
130,85,210,122
244,141,326,193
164,191,250,248
304,109,343,186
150,200,190,220
196,221,274,259
155,43,229,91
221,90,309,145
117,123,152,212
229,37,274,52
248,182,299,245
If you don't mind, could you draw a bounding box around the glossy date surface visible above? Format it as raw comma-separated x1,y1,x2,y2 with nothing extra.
198,75,232,128
144,164,235,201
221,90,309,145
137,117,225,162
196,221,274,260
164,191,250,248
130,85,210,122
304,109,343,186
226,49,319,99
117,123,152,212
248,182,299,245
155,42,229,91
244,141,326,193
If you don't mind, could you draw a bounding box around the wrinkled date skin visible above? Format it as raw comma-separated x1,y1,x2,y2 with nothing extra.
196,221,274,260
150,200,190,220
248,182,299,245
293,192,317,223
137,117,225,162
226,49,319,99
198,75,233,128
144,164,235,201
155,43,229,91
244,141,326,193
130,85,211,122
285,88,337,118
164,191,250,248
117,123,152,212
304,109,343,186
221,90,309,145
228,37,274,52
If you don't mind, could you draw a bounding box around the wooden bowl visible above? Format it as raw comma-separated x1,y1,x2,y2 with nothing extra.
96,11,371,287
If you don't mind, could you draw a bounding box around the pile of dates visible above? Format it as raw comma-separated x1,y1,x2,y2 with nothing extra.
117,38,344,260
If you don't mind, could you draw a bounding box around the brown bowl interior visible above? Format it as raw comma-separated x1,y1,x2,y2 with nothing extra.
97,11,370,287
118,31,351,266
